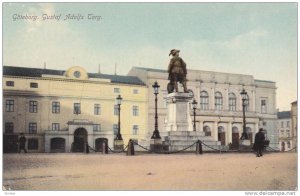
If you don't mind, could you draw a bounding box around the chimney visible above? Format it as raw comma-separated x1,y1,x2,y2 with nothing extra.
114,63,117,75
44,62,46,69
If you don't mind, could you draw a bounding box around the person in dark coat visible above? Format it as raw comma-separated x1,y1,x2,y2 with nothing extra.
18,133,27,153
253,128,265,157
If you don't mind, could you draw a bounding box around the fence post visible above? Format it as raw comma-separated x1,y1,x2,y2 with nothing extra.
102,141,108,154
127,139,135,156
196,140,203,155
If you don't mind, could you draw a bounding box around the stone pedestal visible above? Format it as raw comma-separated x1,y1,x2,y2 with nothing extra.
114,139,124,151
165,92,194,132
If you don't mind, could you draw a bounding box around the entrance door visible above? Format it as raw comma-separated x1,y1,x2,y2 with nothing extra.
218,132,226,145
95,138,108,152
73,128,87,152
232,132,239,149
51,138,66,153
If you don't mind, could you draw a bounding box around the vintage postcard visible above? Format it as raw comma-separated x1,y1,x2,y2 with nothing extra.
2,2,298,193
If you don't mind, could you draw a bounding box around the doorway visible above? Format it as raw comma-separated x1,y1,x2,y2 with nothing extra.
73,128,88,152
95,138,108,152
218,126,226,145
232,126,239,149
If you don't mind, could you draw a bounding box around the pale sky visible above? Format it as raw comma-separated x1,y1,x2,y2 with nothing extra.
3,3,297,111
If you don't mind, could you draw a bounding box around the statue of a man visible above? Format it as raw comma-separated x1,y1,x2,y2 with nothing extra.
167,49,188,93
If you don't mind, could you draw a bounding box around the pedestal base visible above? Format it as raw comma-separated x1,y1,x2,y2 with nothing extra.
150,139,168,153
114,140,124,151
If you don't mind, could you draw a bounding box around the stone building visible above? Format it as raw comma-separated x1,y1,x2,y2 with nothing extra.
277,111,292,151
291,101,297,151
128,67,278,149
3,66,148,153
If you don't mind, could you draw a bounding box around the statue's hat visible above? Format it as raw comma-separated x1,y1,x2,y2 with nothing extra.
169,49,180,56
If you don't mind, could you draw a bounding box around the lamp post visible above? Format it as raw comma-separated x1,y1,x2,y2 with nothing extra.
151,81,161,139
116,94,123,140
240,89,249,140
192,99,198,132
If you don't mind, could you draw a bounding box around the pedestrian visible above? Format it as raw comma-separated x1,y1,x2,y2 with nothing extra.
253,128,265,157
18,133,27,153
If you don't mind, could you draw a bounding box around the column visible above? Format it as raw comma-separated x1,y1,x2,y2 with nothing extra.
227,122,232,144
199,121,204,132
252,90,256,112
213,121,218,141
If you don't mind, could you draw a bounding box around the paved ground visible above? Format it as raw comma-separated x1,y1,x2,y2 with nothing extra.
2,152,297,191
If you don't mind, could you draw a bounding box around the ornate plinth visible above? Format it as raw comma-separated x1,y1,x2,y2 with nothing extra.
114,140,124,151
165,92,193,132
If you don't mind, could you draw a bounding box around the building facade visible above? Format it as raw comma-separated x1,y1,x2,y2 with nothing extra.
291,101,297,151
128,67,278,148
3,66,148,153
277,111,292,151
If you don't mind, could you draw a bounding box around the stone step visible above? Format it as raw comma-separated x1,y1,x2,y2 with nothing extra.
167,131,205,137
165,135,213,141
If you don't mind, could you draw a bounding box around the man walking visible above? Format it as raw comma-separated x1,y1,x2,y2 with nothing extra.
253,128,265,157
18,133,27,153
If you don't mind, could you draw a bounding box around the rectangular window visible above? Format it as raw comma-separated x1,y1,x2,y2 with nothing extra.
132,125,139,135
93,124,101,132
114,105,119,116
133,89,139,94
94,104,101,115
6,100,14,112
287,130,290,137
29,101,38,113
287,121,290,128
52,123,60,131
29,123,37,134
30,82,38,88
6,81,14,87
113,124,118,135
261,100,267,113
5,122,14,133
52,101,60,113
281,121,284,128
114,88,120,93
28,138,39,150
74,103,81,114
132,106,139,116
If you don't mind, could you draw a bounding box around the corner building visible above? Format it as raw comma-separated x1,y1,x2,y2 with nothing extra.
128,67,278,149
3,66,147,153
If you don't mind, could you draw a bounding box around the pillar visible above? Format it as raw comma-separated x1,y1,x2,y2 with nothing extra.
227,122,232,144
213,121,218,141
199,121,204,132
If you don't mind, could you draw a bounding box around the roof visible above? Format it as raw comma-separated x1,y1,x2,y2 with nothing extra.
277,111,291,119
254,79,275,84
132,66,168,73
3,66,145,86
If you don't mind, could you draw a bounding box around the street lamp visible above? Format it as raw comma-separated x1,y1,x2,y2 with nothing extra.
240,89,249,140
116,94,123,140
192,99,198,132
151,81,161,139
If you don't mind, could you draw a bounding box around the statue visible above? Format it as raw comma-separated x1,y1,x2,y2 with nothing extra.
167,49,188,93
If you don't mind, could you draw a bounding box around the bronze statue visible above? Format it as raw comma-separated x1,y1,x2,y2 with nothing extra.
167,49,188,93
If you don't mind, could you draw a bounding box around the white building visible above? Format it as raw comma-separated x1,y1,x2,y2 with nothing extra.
277,111,292,151
128,67,278,149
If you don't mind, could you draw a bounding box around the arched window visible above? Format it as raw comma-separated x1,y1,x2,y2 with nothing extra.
203,126,211,136
200,91,209,110
229,93,236,111
215,92,223,111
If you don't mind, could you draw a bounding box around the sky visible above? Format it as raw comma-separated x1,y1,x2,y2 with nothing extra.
2,3,297,111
